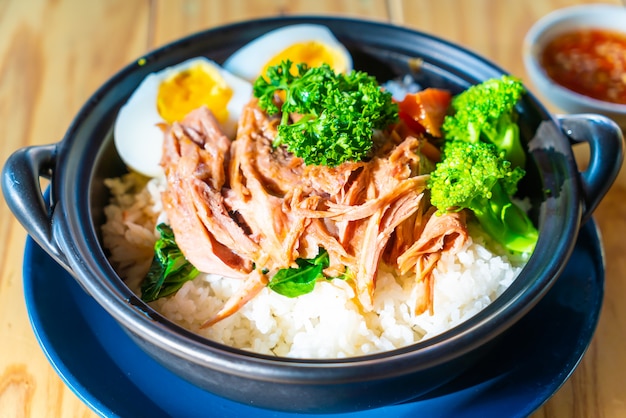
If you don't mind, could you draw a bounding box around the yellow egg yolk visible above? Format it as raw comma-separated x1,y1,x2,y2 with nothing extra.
261,41,347,77
157,62,232,124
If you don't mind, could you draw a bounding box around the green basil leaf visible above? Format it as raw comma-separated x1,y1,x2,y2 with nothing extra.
268,249,330,298
141,223,199,302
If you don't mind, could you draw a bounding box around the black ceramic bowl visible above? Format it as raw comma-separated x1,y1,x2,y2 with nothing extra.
2,17,624,414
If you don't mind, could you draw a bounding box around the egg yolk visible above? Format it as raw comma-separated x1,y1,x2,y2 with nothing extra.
157,62,232,124
261,41,346,77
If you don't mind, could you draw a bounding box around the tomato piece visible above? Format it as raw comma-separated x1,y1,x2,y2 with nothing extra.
397,88,451,137
398,110,426,135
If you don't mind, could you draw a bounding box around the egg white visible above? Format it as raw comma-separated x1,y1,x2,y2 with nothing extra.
114,57,252,178
223,24,353,82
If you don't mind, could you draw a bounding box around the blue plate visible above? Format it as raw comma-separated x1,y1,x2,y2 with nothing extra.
23,220,604,418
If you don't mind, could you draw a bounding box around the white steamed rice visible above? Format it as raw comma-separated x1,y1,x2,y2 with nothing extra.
101,172,524,359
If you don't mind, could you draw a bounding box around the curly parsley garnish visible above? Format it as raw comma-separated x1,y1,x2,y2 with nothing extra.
253,60,398,167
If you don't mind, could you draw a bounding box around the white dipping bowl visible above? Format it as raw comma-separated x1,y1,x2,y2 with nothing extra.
523,4,626,129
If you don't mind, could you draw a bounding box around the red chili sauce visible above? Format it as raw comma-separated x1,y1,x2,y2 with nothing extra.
540,28,626,105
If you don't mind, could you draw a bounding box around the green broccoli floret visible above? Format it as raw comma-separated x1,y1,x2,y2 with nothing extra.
442,75,526,168
428,140,538,254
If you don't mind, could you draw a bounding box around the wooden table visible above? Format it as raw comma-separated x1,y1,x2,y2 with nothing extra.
1,0,624,417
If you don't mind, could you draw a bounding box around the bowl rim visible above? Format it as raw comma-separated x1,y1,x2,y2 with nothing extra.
522,3,626,113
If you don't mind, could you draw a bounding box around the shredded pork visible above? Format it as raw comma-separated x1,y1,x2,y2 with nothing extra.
160,99,468,324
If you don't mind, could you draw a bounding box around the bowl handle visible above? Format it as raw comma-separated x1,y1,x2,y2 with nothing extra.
1,144,71,272
556,114,624,223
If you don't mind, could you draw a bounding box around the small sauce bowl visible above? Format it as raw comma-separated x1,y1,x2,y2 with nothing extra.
523,4,626,129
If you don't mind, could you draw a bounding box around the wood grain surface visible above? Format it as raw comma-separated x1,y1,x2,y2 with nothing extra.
1,1,624,417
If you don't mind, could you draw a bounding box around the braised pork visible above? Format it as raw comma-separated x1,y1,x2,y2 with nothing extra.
159,99,468,323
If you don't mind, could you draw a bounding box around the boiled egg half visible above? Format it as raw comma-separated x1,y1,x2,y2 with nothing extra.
223,24,353,81
114,57,252,177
